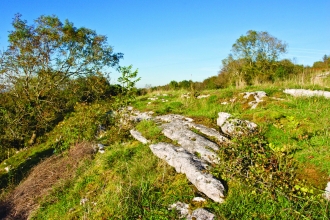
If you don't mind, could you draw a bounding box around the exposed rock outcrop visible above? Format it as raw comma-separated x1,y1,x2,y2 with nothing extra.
217,112,257,136
284,89,330,99
150,142,225,203
159,118,220,164
241,91,267,109
186,122,228,143
168,201,215,220
129,110,260,204
130,129,149,144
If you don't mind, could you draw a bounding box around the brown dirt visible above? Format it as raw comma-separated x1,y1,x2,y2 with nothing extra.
296,163,328,189
0,142,95,220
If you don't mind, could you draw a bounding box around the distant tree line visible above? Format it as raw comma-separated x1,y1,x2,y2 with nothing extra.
152,30,329,91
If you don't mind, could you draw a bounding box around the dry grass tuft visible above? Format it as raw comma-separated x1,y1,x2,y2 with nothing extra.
0,142,95,220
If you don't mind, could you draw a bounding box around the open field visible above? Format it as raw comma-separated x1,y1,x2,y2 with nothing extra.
1,79,329,219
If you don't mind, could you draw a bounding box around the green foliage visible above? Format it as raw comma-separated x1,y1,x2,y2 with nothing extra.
232,30,287,63
219,30,290,86
115,65,140,108
155,101,184,115
212,182,329,219
214,132,301,197
313,54,330,69
135,120,171,143
179,80,191,89
0,101,114,190
0,14,122,151
169,80,179,90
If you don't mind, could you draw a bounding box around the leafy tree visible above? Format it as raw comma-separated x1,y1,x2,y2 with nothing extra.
178,80,191,89
117,65,140,107
0,14,123,147
232,30,287,64
169,80,179,90
313,54,330,69
222,30,287,85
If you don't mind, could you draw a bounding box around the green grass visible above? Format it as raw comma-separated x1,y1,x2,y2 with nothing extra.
2,82,330,219
31,142,194,219
0,101,114,196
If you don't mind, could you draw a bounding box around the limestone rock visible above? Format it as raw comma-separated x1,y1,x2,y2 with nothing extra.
95,143,106,154
150,142,225,203
130,110,154,122
217,112,257,136
283,89,330,99
148,97,158,101
156,114,193,123
168,202,190,218
197,94,210,99
187,208,215,220
130,129,149,144
192,197,206,203
186,122,228,143
161,120,220,164
169,201,215,220
156,114,222,164
181,93,191,98
242,91,267,109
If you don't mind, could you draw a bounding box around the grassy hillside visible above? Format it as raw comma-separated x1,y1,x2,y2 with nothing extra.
1,80,330,219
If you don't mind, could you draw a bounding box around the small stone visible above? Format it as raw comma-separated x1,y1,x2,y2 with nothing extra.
80,198,88,205
241,91,267,109
168,202,190,218
192,197,206,203
98,143,105,150
197,94,210,99
187,208,215,220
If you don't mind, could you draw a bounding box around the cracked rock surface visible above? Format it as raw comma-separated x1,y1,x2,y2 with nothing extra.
242,91,267,109
150,142,225,203
129,110,258,204
159,118,220,164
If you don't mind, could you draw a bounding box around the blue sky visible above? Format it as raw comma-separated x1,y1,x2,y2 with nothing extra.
1,1,329,87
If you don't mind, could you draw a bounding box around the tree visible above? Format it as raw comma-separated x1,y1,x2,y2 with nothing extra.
0,14,123,147
232,30,287,64
313,54,330,69
178,80,191,89
222,30,287,84
169,80,179,90
117,65,140,107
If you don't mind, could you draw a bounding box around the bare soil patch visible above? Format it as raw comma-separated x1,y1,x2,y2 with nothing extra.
0,142,95,220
